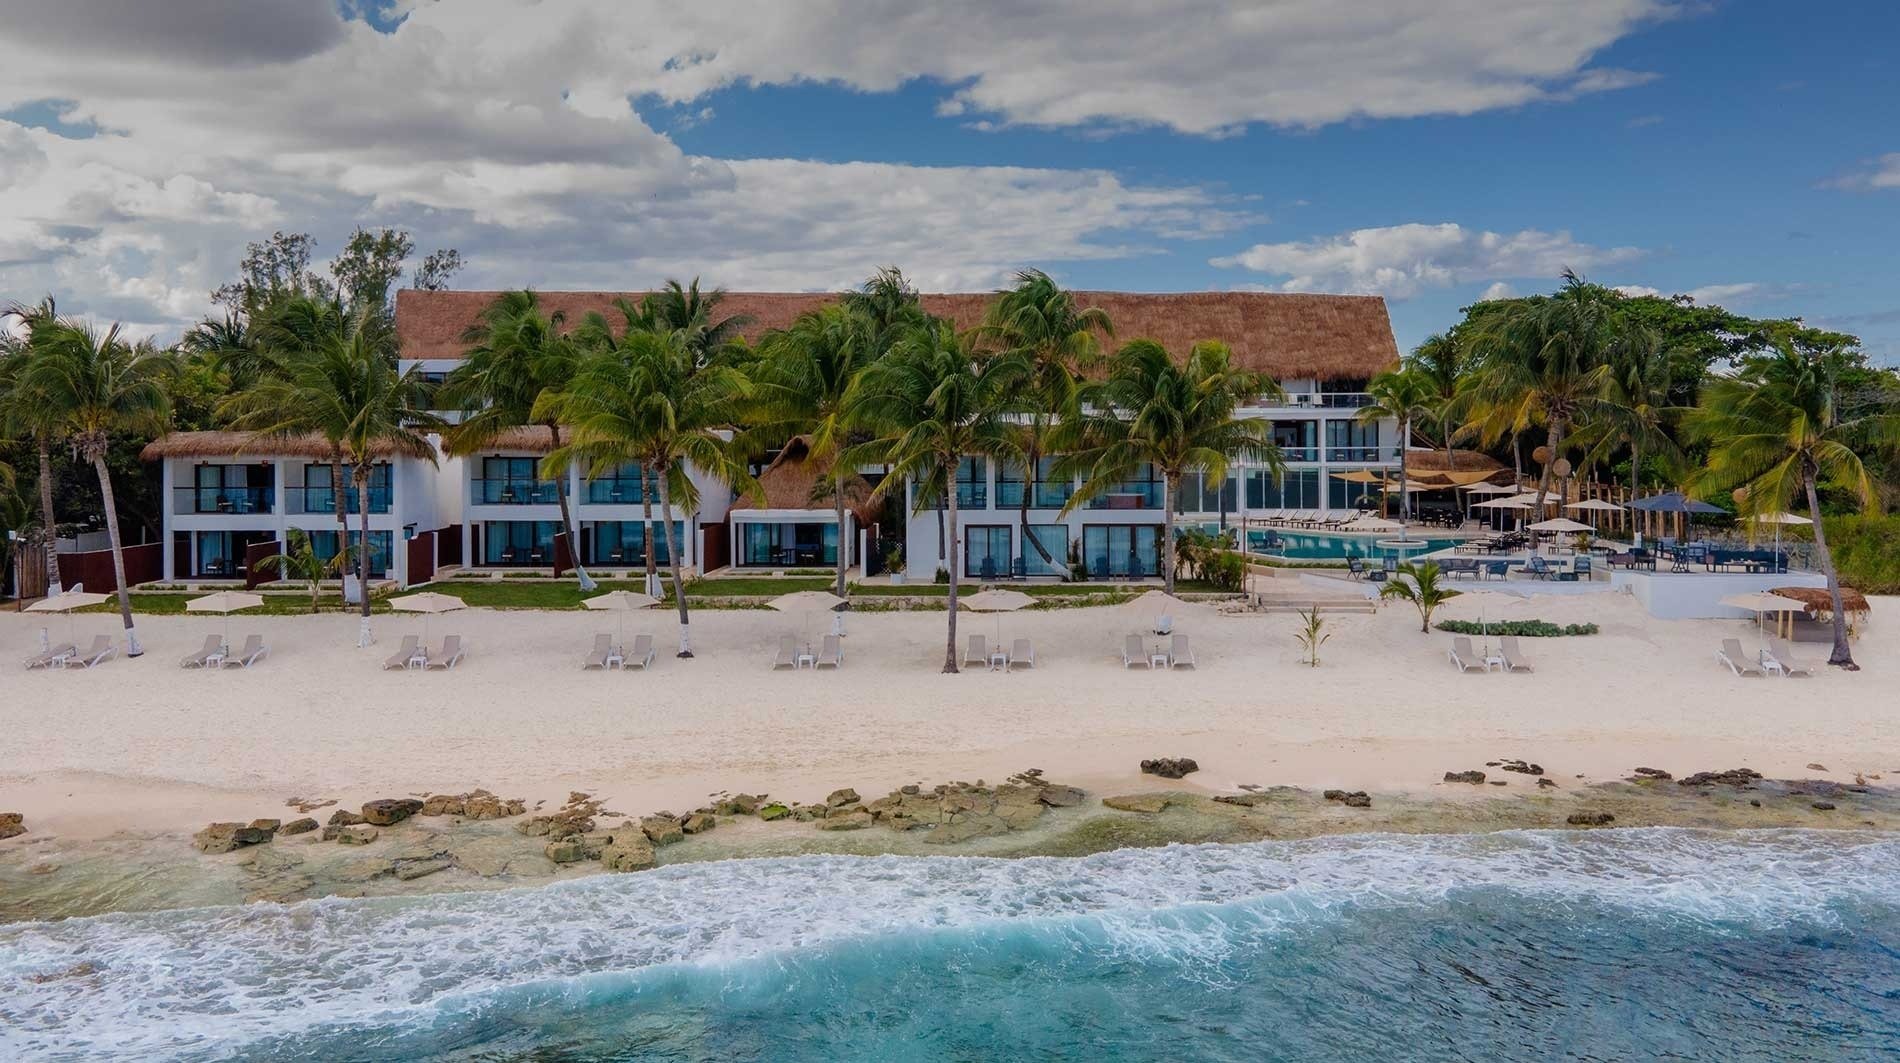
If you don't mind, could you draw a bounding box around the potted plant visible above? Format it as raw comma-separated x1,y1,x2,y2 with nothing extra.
886,546,906,585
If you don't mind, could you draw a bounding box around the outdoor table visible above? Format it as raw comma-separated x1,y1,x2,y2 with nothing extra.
797,646,816,669
1149,643,1170,669
988,650,1009,671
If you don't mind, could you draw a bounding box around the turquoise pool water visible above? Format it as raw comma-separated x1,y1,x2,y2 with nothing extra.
1248,529,1463,559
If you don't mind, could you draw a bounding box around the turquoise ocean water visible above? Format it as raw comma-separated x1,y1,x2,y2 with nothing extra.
4,829,1898,1061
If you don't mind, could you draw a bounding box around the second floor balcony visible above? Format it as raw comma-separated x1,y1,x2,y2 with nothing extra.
174,485,273,515
290,486,392,515
473,478,562,506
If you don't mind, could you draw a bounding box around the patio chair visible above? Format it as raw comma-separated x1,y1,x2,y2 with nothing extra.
1346,557,1367,580
1763,637,1817,678
625,634,656,670
1497,635,1534,673
68,634,115,669
181,634,224,668
965,634,989,669
1447,636,1487,673
424,635,465,670
25,643,76,670
1519,556,1553,580
584,633,615,670
1010,637,1034,670
1482,560,1511,580
1715,638,1762,677
979,556,997,581
1572,556,1593,581
815,634,843,669
1168,633,1195,669
1122,633,1150,669
383,635,420,670
772,635,798,670
221,634,268,669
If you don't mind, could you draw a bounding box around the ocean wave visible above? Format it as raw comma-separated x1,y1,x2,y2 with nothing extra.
4,829,1897,1061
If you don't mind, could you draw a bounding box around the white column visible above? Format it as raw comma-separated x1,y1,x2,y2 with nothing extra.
160,461,175,579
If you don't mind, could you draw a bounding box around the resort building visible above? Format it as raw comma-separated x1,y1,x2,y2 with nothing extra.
138,288,1399,587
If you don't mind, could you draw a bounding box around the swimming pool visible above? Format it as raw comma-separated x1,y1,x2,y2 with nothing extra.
1246,529,1464,560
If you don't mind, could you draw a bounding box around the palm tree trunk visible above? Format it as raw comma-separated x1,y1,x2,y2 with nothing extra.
549,425,596,592
37,438,60,595
1804,475,1855,669
656,466,692,657
1536,419,1565,516
91,454,140,656
833,480,849,599
943,469,960,673
640,468,658,595
356,468,374,647
1162,473,1178,596
1397,416,1411,522
330,449,348,556
1628,441,1642,539
1020,440,1055,571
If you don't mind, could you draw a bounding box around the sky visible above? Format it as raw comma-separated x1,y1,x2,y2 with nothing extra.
0,0,1895,363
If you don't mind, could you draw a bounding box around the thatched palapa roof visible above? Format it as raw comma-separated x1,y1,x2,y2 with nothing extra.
730,437,879,523
140,431,414,461
395,288,1399,383
1772,585,1872,618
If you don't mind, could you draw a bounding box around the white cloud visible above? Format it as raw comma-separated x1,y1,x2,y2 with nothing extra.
1210,223,1643,299
1614,282,1763,306
1479,281,1518,301
1828,153,1900,191
0,0,1670,333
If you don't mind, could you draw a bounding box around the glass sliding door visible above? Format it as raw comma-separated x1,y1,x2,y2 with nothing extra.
963,525,1010,579
589,521,683,565
307,530,393,577
1081,525,1162,578
483,520,558,565
1022,524,1069,577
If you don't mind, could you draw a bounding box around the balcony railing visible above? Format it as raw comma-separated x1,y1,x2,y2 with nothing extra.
292,486,392,514
173,486,274,515
1325,446,1393,463
1086,482,1164,509
1276,391,1374,409
995,482,1076,510
584,479,646,505
473,478,562,505
1276,446,1319,463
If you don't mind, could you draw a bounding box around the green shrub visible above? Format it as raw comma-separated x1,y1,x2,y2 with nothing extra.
1822,515,1900,594
1436,619,1599,637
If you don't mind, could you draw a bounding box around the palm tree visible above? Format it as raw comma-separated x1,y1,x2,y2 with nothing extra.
752,304,880,597
1466,272,1628,506
845,320,1026,671
3,298,67,596
254,528,341,613
1357,368,1435,520
18,317,171,655
553,329,757,657
1062,339,1282,596
229,295,356,548
1406,330,1467,470
978,269,1112,575
640,278,753,370
231,306,439,644
1688,337,1899,669
1379,560,1456,632
440,290,596,591
1573,325,1681,524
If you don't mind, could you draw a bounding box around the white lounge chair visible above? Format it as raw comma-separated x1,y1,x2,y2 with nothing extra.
1497,635,1534,673
1764,637,1817,677
772,635,798,670
425,635,465,670
181,634,224,669
625,634,656,670
1009,637,1034,670
584,633,615,670
1448,636,1486,673
1168,632,1195,669
965,634,989,669
383,635,420,670
815,634,843,669
1122,634,1150,669
25,642,76,669
66,635,115,669
221,634,268,669
1716,638,1762,677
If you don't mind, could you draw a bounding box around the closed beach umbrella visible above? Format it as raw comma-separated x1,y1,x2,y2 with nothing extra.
583,589,660,644
186,590,265,647
389,591,466,643
769,589,848,642
26,589,111,647
958,588,1035,642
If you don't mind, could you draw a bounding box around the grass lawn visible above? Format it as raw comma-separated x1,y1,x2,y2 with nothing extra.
74,592,386,616
411,575,833,609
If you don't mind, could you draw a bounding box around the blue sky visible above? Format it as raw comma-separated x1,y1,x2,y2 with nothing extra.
1,0,1894,362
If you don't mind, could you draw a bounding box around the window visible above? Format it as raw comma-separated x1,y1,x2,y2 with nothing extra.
586,463,647,504
1325,420,1382,462
483,520,559,565
994,457,1072,510
188,463,273,514
1246,468,1319,510
307,530,394,577
955,457,988,509
1174,471,1237,514
303,463,391,514
963,525,1011,578
1081,525,1162,577
1328,470,1381,511
1023,524,1069,577
591,520,684,565
1270,420,1318,462
478,457,559,505
1086,463,1163,509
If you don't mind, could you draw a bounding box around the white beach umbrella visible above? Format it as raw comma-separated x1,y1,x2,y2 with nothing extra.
389,591,466,643
1719,591,1809,644
1471,497,1531,509
583,589,660,644
1461,481,1520,495
1527,518,1593,533
1747,510,1812,561
768,589,848,643
1564,498,1624,512
958,588,1036,643
26,589,111,647
186,590,265,647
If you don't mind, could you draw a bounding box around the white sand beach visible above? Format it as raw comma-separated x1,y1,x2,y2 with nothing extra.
2,590,1892,839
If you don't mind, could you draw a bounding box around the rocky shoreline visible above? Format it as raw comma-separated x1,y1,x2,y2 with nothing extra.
4,764,1898,923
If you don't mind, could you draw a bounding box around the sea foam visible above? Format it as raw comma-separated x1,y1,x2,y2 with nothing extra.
4,829,1897,1060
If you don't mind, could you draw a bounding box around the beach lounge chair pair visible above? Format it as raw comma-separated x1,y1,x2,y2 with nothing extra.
965,635,1034,671
54,635,117,669
585,633,656,670
382,634,464,670
1715,637,1764,677
772,634,842,669
1448,636,1534,673
181,634,268,669
1121,633,1194,669
23,642,76,669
